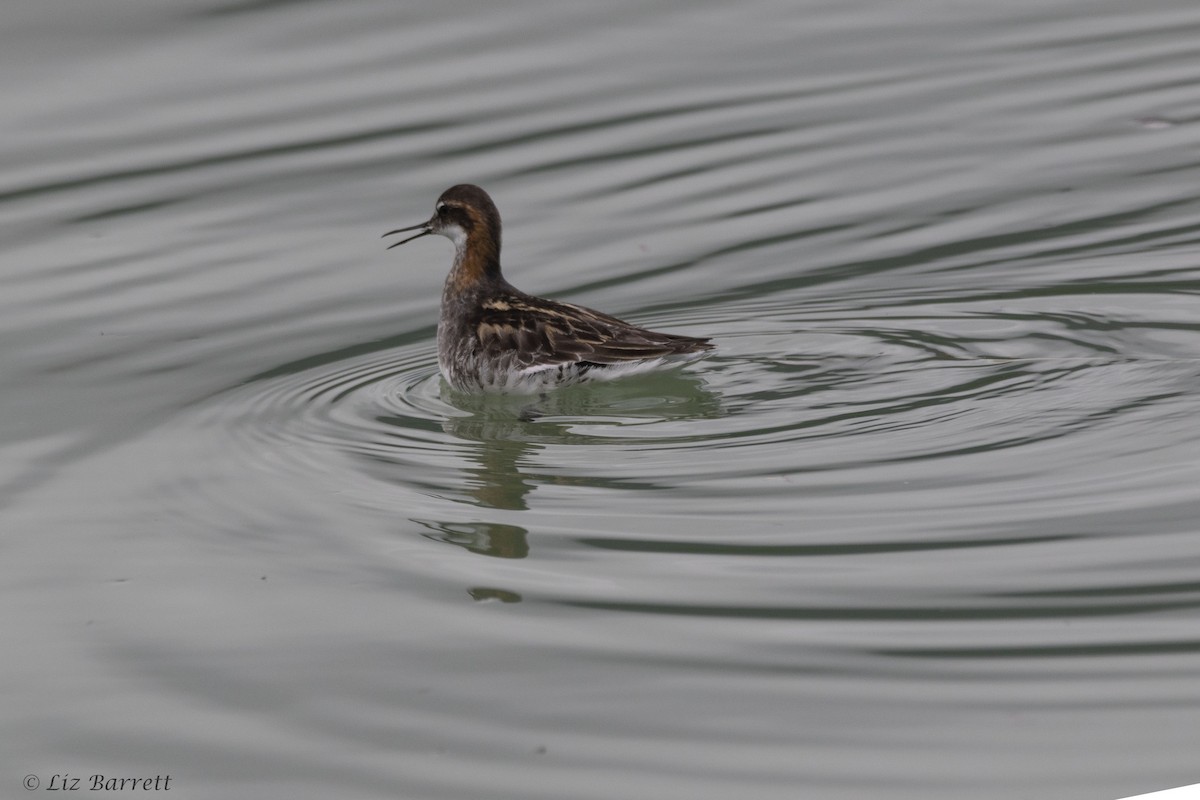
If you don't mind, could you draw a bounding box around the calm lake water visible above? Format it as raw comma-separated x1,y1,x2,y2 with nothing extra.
4,1,1200,798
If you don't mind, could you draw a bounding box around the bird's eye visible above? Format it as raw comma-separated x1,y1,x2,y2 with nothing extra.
436,204,449,215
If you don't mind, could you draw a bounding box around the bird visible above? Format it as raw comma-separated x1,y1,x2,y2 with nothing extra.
383,184,714,393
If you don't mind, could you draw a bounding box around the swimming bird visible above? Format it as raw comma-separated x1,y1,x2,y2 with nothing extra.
383,184,713,393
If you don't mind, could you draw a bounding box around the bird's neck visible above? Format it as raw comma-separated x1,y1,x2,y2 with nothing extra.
446,229,502,294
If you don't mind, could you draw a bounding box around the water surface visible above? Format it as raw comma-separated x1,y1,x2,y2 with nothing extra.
4,1,1200,798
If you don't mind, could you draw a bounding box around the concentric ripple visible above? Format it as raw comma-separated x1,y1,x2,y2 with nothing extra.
185,286,1200,552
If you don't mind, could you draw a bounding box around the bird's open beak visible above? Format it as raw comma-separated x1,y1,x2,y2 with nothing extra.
382,218,435,249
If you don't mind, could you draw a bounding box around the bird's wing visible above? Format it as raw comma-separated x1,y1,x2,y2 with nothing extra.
473,296,710,373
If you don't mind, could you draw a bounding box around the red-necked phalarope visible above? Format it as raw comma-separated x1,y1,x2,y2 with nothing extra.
383,184,714,393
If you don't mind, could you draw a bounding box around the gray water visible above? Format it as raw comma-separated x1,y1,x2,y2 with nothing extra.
4,1,1200,798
